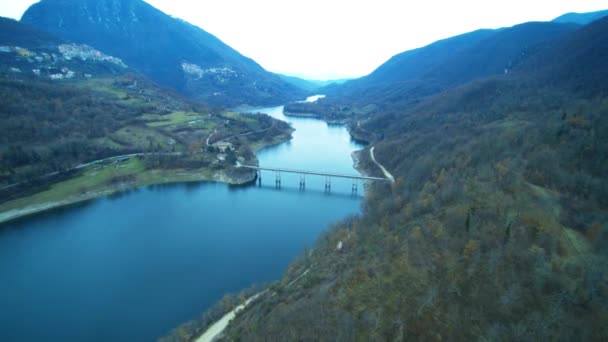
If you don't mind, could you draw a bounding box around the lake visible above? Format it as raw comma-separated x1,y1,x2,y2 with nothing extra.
0,98,364,341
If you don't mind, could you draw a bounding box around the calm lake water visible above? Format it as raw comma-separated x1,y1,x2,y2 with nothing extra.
0,98,364,341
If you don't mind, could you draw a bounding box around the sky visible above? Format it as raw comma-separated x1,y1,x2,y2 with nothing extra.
1,1,607,80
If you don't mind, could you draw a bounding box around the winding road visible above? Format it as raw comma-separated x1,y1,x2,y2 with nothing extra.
370,146,395,183
196,291,268,342
206,121,275,146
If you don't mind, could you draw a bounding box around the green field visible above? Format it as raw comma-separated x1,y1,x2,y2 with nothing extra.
110,126,173,150
77,78,129,98
142,111,212,128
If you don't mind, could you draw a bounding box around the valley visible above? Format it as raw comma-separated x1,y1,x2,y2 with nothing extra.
0,99,366,342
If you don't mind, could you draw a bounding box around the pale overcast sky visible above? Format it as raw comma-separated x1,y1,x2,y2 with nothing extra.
1,1,606,79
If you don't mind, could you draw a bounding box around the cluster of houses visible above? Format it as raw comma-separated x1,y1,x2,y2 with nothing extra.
0,43,125,80
181,62,238,83
58,44,127,68
0,45,54,64
48,67,76,80
212,141,234,161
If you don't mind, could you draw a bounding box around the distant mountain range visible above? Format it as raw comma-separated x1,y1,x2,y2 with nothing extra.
552,9,608,25
21,0,305,107
277,74,351,92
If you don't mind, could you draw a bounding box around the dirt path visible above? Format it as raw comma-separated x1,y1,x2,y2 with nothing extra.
196,291,267,342
370,146,395,183
206,129,217,146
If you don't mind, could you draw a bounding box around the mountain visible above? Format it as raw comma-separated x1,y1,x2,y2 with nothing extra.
525,15,608,96
284,20,580,121
163,17,608,341
277,74,350,92
552,9,608,25
324,21,579,105
21,0,305,107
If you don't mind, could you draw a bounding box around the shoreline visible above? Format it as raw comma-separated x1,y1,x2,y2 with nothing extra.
351,149,377,192
0,131,294,226
283,111,348,125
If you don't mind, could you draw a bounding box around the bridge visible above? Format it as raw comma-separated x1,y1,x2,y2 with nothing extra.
238,164,388,192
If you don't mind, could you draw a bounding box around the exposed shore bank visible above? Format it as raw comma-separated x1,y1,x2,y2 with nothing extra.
283,111,348,125
0,166,248,225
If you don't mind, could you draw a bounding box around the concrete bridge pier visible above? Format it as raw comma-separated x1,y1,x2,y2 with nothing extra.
239,164,388,191
275,171,281,189
324,176,331,193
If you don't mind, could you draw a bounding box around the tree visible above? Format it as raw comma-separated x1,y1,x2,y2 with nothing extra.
225,149,237,165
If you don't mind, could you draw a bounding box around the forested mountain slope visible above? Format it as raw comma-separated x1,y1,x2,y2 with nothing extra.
326,21,577,101
286,20,581,121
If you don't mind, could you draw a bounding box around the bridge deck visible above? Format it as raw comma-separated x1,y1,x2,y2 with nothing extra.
239,165,387,181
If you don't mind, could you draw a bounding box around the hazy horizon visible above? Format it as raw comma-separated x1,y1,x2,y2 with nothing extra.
1,0,606,80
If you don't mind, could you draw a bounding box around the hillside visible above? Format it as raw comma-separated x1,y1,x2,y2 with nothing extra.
0,17,62,48
162,16,608,342
341,21,576,93
21,0,305,107
521,14,608,96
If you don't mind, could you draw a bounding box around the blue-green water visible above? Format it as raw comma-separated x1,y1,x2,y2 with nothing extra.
0,101,364,341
